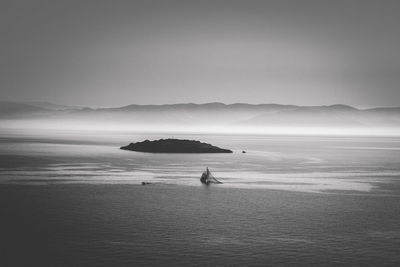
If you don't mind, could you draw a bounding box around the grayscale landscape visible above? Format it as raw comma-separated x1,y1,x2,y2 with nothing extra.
1,1,400,266
2,101,400,135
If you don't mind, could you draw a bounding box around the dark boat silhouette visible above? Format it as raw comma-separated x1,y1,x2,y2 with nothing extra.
200,167,222,185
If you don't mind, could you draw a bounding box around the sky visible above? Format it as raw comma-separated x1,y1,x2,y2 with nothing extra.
1,0,400,107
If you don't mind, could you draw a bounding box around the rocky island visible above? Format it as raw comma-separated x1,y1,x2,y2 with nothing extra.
120,139,232,153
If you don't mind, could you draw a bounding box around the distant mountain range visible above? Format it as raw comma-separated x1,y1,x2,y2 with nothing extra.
1,101,400,131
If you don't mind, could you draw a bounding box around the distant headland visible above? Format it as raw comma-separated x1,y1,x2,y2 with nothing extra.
120,139,232,153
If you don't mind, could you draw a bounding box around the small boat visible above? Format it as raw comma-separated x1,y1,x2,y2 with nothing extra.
200,167,223,185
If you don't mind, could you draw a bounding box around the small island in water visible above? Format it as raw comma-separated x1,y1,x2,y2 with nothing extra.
120,139,232,153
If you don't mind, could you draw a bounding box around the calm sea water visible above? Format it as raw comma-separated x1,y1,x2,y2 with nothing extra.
1,129,400,266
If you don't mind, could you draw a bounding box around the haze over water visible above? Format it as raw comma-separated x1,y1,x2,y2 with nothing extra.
1,129,400,266
2,0,400,265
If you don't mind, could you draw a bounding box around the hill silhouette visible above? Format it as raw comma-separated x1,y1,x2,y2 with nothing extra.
1,101,400,133
120,139,232,153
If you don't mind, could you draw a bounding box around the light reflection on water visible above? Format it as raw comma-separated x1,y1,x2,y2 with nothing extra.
1,129,400,266
0,130,400,194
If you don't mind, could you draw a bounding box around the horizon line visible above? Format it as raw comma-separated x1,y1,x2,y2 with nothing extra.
2,100,400,110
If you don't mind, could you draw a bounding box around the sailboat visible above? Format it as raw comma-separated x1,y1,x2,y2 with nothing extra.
200,167,223,185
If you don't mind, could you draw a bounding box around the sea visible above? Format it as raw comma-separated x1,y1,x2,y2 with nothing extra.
0,128,399,266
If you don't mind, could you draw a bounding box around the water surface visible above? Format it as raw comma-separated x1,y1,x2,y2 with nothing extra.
0,129,399,266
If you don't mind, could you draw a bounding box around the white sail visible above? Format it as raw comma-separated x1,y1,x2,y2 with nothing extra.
200,167,222,184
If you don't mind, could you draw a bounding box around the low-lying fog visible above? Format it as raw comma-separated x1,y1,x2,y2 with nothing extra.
1,102,400,136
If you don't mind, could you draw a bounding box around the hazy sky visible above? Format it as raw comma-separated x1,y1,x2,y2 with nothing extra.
1,0,400,107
